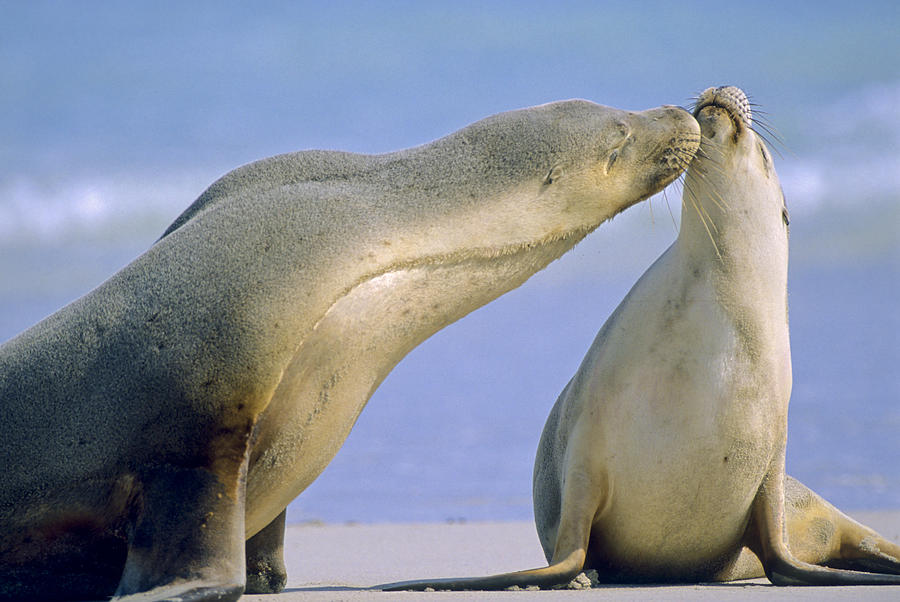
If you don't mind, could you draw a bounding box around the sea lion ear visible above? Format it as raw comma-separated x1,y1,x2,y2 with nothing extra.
544,163,565,185
780,188,790,227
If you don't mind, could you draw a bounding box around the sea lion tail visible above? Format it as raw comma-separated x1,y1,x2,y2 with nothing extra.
378,548,586,591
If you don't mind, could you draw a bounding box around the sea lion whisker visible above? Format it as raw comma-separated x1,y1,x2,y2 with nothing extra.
693,154,729,212
693,147,728,180
694,157,727,179
684,94,703,107
700,182,731,214
696,189,722,232
662,186,679,231
673,146,701,173
750,121,789,158
696,137,724,159
686,163,731,224
685,186,723,260
690,163,731,213
744,108,788,149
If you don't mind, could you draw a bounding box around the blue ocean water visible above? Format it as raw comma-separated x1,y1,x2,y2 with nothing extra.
1,1,898,523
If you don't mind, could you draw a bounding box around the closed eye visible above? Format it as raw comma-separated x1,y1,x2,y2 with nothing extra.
543,163,564,185
606,150,618,172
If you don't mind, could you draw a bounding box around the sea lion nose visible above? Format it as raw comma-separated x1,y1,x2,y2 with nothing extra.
696,86,752,126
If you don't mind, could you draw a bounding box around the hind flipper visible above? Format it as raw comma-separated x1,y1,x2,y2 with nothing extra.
378,550,586,592
380,500,592,591
244,509,288,594
111,463,247,602
751,460,900,585
112,416,255,602
784,475,900,575
380,453,602,591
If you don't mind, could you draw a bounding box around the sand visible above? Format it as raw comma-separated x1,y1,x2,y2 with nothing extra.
239,510,900,601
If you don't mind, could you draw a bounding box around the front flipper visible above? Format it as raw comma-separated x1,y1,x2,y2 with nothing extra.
379,549,586,592
380,458,601,591
752,463,900,585
245,509,288,593
112,463,248,602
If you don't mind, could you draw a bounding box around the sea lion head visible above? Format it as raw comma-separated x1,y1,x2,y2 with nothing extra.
690,85,781,192
533,102,701,229
688,86,789,237
376,100,701,263
692,86,772,169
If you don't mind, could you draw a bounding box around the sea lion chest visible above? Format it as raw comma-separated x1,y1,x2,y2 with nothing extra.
586,247,788,567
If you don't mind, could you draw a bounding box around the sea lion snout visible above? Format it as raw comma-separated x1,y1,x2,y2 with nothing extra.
631,105,700,187
693,86,752,136
648,105,701,151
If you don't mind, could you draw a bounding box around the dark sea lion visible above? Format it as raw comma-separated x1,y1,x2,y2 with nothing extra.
383,86,900,591
0,99,700,601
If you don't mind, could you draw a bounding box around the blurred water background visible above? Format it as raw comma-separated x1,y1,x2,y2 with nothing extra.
1,1,897,523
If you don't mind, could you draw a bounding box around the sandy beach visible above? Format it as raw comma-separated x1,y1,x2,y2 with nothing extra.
240,511,900,601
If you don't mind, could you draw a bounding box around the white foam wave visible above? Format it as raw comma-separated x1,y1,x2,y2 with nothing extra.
779,154,900,215
780,81,900,215
1,82,898,242
0,171,215,243
818,81,900,142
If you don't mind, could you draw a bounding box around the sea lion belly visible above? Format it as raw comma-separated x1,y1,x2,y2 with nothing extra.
590,264,779,574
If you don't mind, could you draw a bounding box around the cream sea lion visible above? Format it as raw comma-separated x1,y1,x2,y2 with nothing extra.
0,99,700,601
384,86,900,591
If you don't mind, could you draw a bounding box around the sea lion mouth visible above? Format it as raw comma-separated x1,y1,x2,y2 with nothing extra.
693,86,752,133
